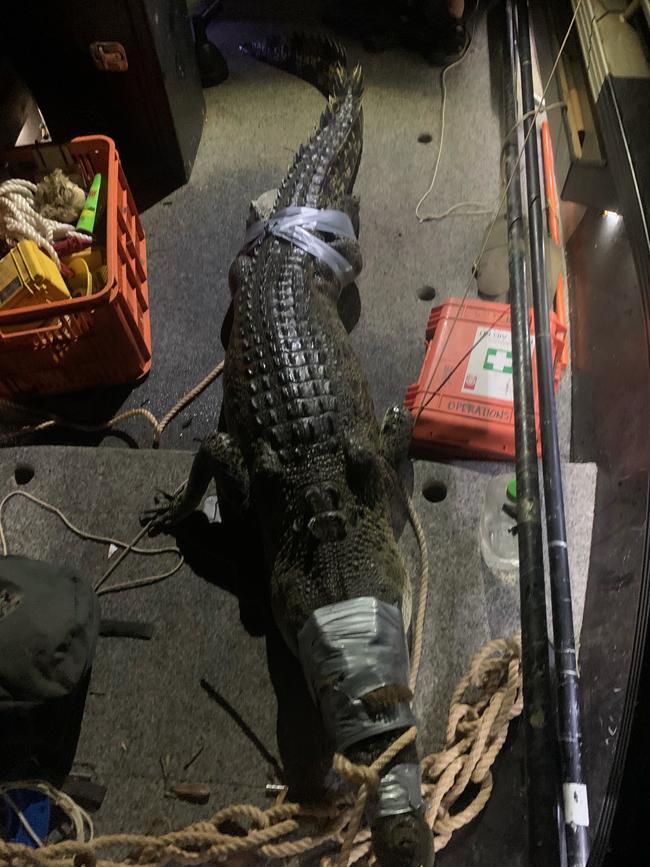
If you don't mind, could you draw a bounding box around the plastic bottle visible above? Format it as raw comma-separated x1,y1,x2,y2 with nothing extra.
479,474,519,574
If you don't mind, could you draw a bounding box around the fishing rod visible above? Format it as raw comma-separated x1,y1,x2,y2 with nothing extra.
503,3,562,863
515,1,590,864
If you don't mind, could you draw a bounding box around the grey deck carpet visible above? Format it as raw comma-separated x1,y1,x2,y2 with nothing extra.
0,4,584,863
117,4,548,452
14,2,571,459
4,4,571,457
0,446,595,853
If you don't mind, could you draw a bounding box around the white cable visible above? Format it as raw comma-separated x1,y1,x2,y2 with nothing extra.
475,0,585,270
0,179,88,268
416,0,491,221
501,101,566,152
415,0,587,417
499,100,566,180
0,489,184,596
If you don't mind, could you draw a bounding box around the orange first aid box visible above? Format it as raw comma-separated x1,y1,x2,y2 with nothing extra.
404,298,567,460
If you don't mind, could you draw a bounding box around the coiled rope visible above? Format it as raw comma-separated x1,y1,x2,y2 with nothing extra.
0,179,89,269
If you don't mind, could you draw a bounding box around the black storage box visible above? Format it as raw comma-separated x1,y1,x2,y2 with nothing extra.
2,0,205,208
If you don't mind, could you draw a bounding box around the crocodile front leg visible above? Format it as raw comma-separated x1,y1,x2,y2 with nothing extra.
142,433,249,529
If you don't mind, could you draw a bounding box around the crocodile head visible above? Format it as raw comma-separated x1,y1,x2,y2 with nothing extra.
372,809,434,867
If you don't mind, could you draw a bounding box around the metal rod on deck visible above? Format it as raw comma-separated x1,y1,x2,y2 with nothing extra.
515,1,590,864
503,4,562,864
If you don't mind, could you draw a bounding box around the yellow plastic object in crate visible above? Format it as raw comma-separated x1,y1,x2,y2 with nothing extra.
62,246,105,297
0,240,70,312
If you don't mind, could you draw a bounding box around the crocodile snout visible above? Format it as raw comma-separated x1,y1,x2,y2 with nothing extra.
371,809,434,867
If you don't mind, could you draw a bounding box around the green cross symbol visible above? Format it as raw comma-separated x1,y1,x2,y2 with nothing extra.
484,347,513,374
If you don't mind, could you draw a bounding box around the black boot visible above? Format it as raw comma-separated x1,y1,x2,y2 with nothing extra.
425,10,470,66
193,1,228,87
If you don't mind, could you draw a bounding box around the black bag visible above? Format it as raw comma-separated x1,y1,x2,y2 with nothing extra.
0,556,99,708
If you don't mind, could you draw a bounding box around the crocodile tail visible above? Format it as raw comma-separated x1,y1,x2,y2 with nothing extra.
240,32,348,98
272,59,363,210
317,62,363,133
348,62,364,101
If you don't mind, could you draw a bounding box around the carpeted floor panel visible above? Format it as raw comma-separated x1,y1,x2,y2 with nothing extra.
0,446,594,845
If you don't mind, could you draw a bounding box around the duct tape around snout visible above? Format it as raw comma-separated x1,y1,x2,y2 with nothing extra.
297,597,422,818
244,206,359,288
297,596,416,752
372,762,423,819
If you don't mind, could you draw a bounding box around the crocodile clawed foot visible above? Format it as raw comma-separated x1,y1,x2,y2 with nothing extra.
140,504,171,534
140,491,182,534
154,487,175,502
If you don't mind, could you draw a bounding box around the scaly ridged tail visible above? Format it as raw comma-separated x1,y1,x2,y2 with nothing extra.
239,32,349,99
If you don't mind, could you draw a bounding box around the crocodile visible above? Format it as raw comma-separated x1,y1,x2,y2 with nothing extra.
145,34,433,867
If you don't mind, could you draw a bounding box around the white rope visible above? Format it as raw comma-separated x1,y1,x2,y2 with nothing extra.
414,0,587,419
499,101,566,181
416,0,491,222
0,360,225,449
416,4,573,226
0,489,184,596
0,179,88,268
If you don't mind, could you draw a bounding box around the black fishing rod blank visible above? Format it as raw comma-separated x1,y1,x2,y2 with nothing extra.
515,1,590,865
503,3,562,863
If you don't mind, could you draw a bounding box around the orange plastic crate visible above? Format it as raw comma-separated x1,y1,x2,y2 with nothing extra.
404,298,566,460
0,135,151,396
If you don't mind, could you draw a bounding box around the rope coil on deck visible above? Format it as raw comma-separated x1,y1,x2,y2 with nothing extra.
0,631,522,867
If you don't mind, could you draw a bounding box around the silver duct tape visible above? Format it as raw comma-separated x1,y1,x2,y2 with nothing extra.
371,763,424,820
244,206,359,288
297,597,415,752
